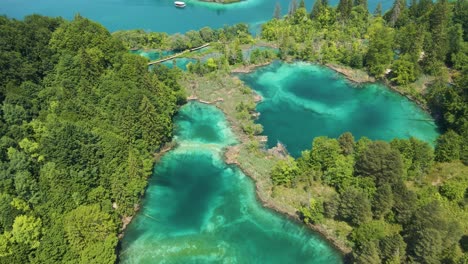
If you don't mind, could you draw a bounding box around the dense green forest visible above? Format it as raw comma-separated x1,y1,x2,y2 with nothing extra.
0,15,184,263
270,133,467,263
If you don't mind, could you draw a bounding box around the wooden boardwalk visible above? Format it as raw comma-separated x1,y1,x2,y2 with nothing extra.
147,43,210,65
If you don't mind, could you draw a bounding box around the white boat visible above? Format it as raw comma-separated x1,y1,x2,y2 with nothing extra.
174,1,186,7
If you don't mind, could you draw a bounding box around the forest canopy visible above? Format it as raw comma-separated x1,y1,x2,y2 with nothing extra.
0,14,184,263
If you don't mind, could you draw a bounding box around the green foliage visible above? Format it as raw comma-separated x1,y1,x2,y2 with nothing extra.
298,198,324,224
372,184,394,219
406,201,463,263
379,234,406,263
289,131,465,263
352,240,381,263
309,136,342,171
323,154,354,190
435,130,462,162
355,141,404,187
338,132,355,155
390,137,434,180
64,204,116,253
350,220,396,246
11,215,42,249
365,18,395,77
338,187,372,226
271,157,299,187
439,179,467,202
391,56,417,85
0,15,180,262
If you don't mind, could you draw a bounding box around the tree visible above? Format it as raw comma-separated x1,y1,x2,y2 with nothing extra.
439,180,466,202
199,27,216,42
309,136,342,172
310,0,323,19
353,241,381,264
288,0,298,15
379,234,407,263
64,204,116,253
323,155,354,190
298,198,324,224
435,130,462,162
387,0,405,27
453,0,468,41
409,229,443,263
11,215,42,249
0,194,18,232
338,187,372,226
338,132,355,155
299,0,306,9
365,18,395,77
406,201,463,262
355,141,403,187
374,2,382,17
354,0,368,9
337,0,353,20
0,232,13,257
271,157,299,187
391,181,417,225
139,95,165,149
372,184,393,219
391,56,417,85
274,2,282,19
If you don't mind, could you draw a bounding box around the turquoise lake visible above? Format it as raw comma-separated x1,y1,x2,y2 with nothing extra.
120,102,342,263
1,0,394,34
239,61,440,157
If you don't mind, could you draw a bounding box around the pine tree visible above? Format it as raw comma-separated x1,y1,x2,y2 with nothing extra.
389,0,404,27
299,0,306,9
338,0,353,19
354,0,368,9
310,0,323,19
274,2,282,19
288,0,298,15
374,2,382,16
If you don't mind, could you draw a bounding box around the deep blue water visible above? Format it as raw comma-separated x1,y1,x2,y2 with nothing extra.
1,0,394,34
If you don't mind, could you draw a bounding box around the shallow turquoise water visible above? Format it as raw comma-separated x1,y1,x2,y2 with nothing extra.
1,0,393,34
120,102,342,263
239,61,440,157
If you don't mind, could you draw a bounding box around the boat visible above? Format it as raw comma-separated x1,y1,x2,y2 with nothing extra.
174,1,186,8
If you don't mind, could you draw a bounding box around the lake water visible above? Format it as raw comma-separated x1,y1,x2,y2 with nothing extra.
1,0,394,34
119,102,342,263
239,61,440,157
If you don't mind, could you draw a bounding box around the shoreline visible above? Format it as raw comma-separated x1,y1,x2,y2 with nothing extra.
326,63,431,113
231,60,274,74
225,147,352,255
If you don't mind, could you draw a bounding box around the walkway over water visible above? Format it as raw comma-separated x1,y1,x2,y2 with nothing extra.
147,43,210,65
